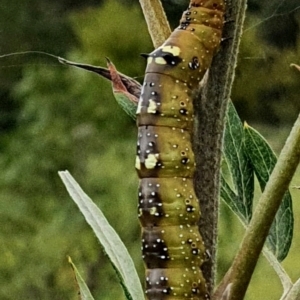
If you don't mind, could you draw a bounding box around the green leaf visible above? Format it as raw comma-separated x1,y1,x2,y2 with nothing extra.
59,57,140,120
221,101,254,223
59,171,144,300
220,175,242,218
68,256,95,300
113,92,138,121
244,124,293,261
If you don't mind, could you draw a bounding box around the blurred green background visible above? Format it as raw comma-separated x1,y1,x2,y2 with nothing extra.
0,0,299,299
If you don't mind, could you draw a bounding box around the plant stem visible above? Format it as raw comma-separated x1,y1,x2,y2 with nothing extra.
214,114,300,300
194,0,247,292
138,0,171,48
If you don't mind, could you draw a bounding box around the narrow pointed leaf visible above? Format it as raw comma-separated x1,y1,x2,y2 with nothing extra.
113,92,138,120
59,171,144,300
105,58,139,119
58,57,140,120
220,175,242,220
68,256,95,300
58,57,112,80
105,58,141,100
221,101,254,223
244,124,293,261
59,57,141,97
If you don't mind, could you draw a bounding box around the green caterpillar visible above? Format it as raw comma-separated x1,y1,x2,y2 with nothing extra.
135,0,225,299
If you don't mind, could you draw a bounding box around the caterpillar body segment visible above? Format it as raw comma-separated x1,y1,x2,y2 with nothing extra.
136,1,225,299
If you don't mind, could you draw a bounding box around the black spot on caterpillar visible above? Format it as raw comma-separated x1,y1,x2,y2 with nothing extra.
136,0,225,299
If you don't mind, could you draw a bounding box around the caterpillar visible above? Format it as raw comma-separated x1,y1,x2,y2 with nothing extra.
135,1,225,299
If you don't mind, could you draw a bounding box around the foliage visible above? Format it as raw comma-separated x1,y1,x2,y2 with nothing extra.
0,1,152,299
222,103,293,262
58,98,296,299
1,0,300,299
60,171,143,300
68,256,95,300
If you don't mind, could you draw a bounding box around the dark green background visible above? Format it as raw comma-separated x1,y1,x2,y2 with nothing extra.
0,1,299,299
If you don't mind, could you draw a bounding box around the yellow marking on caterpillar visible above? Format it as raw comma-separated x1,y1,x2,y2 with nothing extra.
154,57,167,65
136,99,142,114
145,154,158,169
150,207,157,215
147,57,153,65
138,208,143,217
162,45,181,56
135,156,141,170
147,99,157,114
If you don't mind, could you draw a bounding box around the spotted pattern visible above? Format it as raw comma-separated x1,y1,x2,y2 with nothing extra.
136,0,225,299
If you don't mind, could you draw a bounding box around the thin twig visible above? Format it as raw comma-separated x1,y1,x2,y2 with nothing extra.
138,0,171,48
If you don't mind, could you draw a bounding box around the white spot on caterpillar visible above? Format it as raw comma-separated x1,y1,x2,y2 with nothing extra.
145,153,158,169
147,99,157,114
